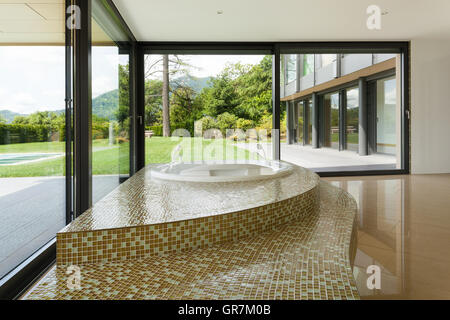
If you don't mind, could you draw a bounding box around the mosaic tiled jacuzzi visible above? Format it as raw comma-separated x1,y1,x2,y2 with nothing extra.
23,160,359,300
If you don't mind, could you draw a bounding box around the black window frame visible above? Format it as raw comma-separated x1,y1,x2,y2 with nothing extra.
0,0,138,300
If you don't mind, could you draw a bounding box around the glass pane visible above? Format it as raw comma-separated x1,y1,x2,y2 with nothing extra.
323,92,339,149
297,101,304,143
91,16,130,204
144,54,272,164
286,54,297,83
320,54,336,68
376,76,397,155
346,87,359,152
0,10,65,277
303,55,314,76
280,49,401,173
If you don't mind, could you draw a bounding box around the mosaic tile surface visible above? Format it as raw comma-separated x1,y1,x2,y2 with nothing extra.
56,162,320,266
56,187,319,266
23,181,359,300
61,163,318,232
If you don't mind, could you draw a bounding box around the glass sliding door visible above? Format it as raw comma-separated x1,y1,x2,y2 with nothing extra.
280,48,405,173
143,54,270,164
323,92,340,149
297,101,304,143
91,0,132,204
376,76,397,155
346,87,359,152
0,7,66,278
285,54,297,83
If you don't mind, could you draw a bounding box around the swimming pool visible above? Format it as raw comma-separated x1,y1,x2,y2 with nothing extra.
0,153,63,165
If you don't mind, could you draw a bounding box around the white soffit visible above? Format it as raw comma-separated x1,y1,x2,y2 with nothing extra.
113,0,450,41
0,0,64,44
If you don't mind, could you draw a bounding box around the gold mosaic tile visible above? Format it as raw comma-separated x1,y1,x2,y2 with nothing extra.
23,181,359,300
56,163,320,266
61,164,319,233
56,188,319,265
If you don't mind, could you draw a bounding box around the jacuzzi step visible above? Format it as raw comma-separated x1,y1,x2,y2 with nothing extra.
56,162,320,266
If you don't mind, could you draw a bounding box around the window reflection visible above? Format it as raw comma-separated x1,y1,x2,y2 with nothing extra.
91,14,130,204
286,54,297,83
303,54,314,76
323,92,339,149
346,87,359,152
376,76,397,155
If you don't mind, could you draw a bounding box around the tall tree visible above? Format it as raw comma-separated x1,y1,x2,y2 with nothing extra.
144,79,163,126
144,55,193,136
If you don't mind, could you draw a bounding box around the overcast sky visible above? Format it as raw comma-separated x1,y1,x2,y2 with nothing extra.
0,47,264,115
0,48,393,115
0,47,65,114
172,54,264,78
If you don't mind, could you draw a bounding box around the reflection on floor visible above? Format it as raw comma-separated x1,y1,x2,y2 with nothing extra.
237,143,397,172
0,175,120,279
324,174,450,299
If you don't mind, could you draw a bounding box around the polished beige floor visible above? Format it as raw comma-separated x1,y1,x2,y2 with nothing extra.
324,174,450,300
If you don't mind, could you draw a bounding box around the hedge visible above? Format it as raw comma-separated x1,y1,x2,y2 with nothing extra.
0,123,55,145
0,122,123,145
146,125,163,136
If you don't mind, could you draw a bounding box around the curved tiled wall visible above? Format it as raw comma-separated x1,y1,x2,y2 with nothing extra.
56,163,321,266
24,181,359,300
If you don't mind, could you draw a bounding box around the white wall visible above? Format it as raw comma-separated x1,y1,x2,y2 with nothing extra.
411,38,450,174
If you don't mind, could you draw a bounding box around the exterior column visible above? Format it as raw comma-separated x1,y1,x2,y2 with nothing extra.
272,48,281,160
339,90,346,151
303,100,308,145
312,92,319,148
286,101,292,144
293,101,299,143
358,77,368,156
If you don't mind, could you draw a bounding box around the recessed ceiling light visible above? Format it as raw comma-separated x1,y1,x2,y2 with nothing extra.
217,10,223,15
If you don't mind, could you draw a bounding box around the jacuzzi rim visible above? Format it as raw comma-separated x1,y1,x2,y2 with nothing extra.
150,160,294,183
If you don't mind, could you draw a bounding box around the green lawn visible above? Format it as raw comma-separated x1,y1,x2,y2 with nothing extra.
331,133,358,144
0,137,252,178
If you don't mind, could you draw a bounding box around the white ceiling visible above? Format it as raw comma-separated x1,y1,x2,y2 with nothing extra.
0,0,115,44
113,0,450,41
0,0,65,44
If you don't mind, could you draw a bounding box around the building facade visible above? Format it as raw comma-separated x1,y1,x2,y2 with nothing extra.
281,53,402,168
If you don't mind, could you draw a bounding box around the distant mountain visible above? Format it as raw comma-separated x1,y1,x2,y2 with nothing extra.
91,76,213,120
0,76,213,123
0,110,26,123
92,90,119,120
171,75,213,93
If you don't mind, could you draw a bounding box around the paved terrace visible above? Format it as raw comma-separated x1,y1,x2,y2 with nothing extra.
237,142,397,172
0,175,120,279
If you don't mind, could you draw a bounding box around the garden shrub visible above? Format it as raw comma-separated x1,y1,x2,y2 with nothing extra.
92,122,109,140
198,116,217,132
216,112,238,135
147,125,163,136
0,123,53,145
236,118,254,131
